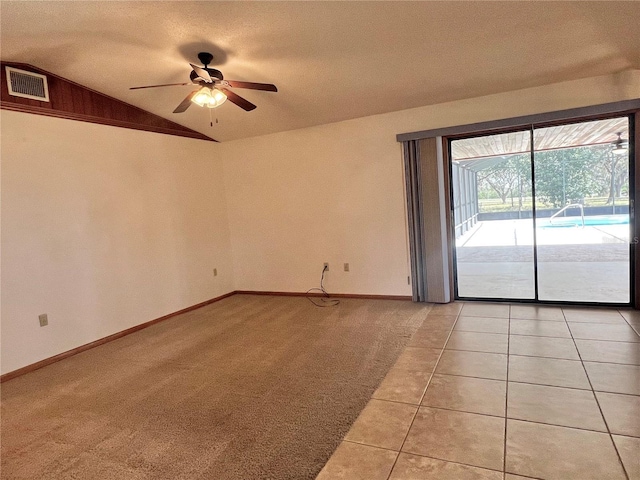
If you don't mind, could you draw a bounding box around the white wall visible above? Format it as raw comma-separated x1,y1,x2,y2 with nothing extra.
1,112,233,374
221,120,412,296
222,71,640,296
2,70,639,374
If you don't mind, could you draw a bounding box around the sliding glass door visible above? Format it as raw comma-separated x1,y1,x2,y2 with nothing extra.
451,116,632,304
451,129,535,299
534,118,630,303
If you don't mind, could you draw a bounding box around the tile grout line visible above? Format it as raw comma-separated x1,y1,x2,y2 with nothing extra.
563,307,630,480
502,305,511,480
417,308,467,407
618,309,640,337
448,347,578,361
343,439,402,454
589,389,640,398
374,388,627,434
405,390,628,434
346,439,535,477
565,314,640,344
384,305,465,480
517,334,639,343
418,370,578,388
423,371,635,395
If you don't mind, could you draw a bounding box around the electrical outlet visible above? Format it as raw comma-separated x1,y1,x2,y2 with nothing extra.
38,313,48,327
344,263,350,272
213,268,218,277
323,263,329,271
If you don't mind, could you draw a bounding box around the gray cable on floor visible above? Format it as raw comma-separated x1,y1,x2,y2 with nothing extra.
306,266,340,307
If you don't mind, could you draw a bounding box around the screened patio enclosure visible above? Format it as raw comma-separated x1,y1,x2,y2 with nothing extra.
451,116,631,304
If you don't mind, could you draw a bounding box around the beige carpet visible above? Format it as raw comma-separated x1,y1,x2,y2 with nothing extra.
1,294,430,479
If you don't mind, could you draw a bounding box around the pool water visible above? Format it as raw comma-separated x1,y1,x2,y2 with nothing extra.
539,214,629,228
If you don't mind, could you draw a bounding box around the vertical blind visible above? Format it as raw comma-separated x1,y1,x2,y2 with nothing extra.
403,140,427,302
403,137,452,303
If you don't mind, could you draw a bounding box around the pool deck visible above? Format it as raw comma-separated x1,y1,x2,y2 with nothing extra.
456,217,631,303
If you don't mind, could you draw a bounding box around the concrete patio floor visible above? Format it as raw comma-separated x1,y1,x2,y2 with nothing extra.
455,217,631,303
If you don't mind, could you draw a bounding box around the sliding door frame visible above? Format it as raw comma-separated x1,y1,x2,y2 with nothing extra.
447,115,634,307
398,99,640,306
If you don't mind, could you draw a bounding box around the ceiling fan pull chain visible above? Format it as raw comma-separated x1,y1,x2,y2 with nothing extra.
209,108,213,127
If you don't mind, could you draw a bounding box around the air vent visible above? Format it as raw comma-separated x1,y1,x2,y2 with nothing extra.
5,67,50,102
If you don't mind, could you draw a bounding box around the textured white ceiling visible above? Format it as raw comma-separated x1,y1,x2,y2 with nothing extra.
2,1,639,142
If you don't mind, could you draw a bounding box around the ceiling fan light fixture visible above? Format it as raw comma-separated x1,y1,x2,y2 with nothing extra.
192,87,227,108
208,89,227,108
612,145,627,155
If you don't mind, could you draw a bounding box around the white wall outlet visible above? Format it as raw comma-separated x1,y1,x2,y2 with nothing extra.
213,268,218,277
38,313,48,327
344,263,350,272
323,263,329,271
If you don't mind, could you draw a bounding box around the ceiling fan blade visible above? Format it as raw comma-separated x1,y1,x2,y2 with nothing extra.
226,80,278,92
190,63,212,83
130,82,191,90
173,90,199,113
221,88,257,111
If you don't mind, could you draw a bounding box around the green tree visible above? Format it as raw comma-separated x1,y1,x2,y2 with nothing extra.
599,150,629,204
534,147,602,208
477,154,531,206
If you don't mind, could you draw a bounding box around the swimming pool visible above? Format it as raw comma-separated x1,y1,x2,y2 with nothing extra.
539,214,629,228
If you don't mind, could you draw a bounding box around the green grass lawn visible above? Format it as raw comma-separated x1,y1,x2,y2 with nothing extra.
478,196,629,213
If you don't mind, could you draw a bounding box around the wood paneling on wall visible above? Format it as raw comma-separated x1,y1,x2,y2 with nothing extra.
0,62,215,142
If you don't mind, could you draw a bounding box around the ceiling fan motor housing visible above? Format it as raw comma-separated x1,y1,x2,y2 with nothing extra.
190,68,223,83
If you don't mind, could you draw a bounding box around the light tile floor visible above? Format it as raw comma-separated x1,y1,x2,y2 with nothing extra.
317,303,640,480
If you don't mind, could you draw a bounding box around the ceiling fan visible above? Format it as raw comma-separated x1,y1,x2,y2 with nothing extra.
611,132,628,155
130,52,277,113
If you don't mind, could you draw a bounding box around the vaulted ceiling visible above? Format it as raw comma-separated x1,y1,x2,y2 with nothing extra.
2,1,639,142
